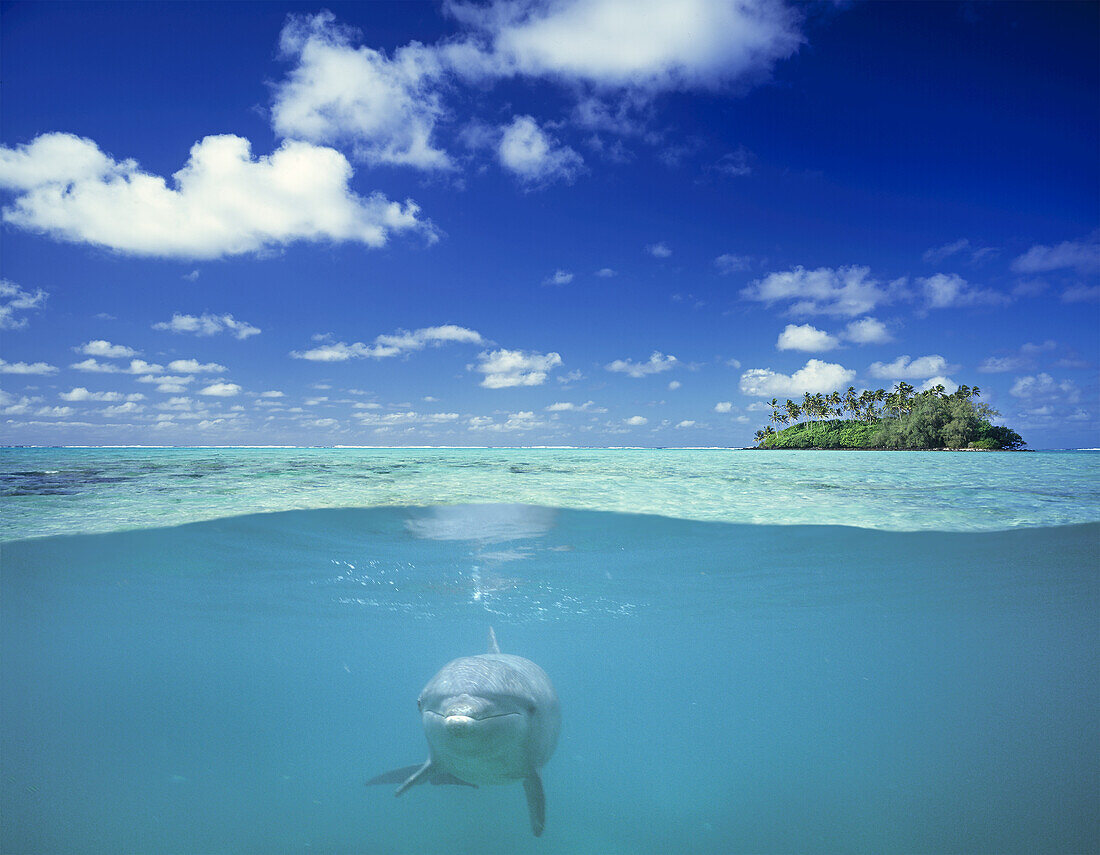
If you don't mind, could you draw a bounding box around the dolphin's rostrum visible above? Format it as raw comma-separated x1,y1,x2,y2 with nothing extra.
367,628,561,836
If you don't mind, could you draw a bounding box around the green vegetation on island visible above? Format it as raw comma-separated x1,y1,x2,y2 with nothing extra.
753,383,1026,450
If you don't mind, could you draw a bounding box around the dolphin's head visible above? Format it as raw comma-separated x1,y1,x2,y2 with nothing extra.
417,657,535,775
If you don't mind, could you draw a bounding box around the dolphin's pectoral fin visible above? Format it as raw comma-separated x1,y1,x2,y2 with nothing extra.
487,626,501,654
523,771,546,837
429,771,478,788
367,761,478,796
366,764,425,787
367,760,434,796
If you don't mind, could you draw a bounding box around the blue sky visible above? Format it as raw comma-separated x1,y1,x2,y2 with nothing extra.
1,0,1097,448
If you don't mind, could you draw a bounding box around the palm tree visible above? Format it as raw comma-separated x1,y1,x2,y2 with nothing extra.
843,386,858,420
785,399,801,425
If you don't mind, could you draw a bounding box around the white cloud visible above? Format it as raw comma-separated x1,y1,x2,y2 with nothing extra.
739,359,856,396
546,400,601,412
272,12,451,170
776,323,839,352
675,420,696,428
1062,284,1100,303
291,324,484,361
0,358,57,374
0,279,48,329
978,356,1026,374
1010,373,1080,403
714,401,732,413
35,405,75,418
476,348,562,388
668,380,681,390
498,115,583,185
918,273,1006,308
452,0,803,92
166,359,227,374
1011,236,1100,275
916,376,958,394
59,388,144,402
922,238,970,264
715,253,751,274
0,133,432,259
77,340,138,358
70,358,163,374
259,390,285,398
595,267,617,277
606,351,678,377
136,373,194,393
199,382,242,397
742,266,900,317
868,354,955,380
544,269,574,285
624,415,648,426
646,241,672,258
153,312,261,339
843,316,891,344
101,401,144,416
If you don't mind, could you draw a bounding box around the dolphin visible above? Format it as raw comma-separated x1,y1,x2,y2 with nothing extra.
367,628,560,836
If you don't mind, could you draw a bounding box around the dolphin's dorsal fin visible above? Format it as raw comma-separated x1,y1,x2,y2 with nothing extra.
487,626,501,654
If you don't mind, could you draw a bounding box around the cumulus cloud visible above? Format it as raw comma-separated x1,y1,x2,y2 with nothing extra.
738,359,855,396
742,265,900,317
292,324,484,361
546,400,601,412
1011,236,1100,275
544,269,574,285
498,115,583,185
272,12,451,170
0,279,48,329
714,401,733,413
776,323,838,352
59,388,144,402
606,351,678,377
842,316,891,345
918,273,1007,308
646,241,672,258
1010,373,1080,403
153,312,261,339
166,359,227,374
624,415,648,426
595,267,617,277
868,354,955,380
199,382,242,397
449,0,803,92
77,340,138,358
916,376,958,394
476,348,562,388
71,358,164,374
0,133,432,259
675,420,696,428
0,358,57,375
136,374,194,394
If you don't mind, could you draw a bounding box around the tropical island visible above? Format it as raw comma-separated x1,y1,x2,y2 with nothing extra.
752,383,1026,450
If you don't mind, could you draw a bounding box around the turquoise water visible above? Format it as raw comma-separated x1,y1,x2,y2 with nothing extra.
3,448,1100,539
2,449,1099,853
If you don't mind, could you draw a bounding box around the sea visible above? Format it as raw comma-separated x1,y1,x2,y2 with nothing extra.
1,447,1098,854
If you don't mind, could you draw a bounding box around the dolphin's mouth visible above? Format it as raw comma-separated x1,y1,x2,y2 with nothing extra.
425,710,521,722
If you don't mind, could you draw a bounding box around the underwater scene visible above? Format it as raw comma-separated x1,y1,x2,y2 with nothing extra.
2,448,1098,854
